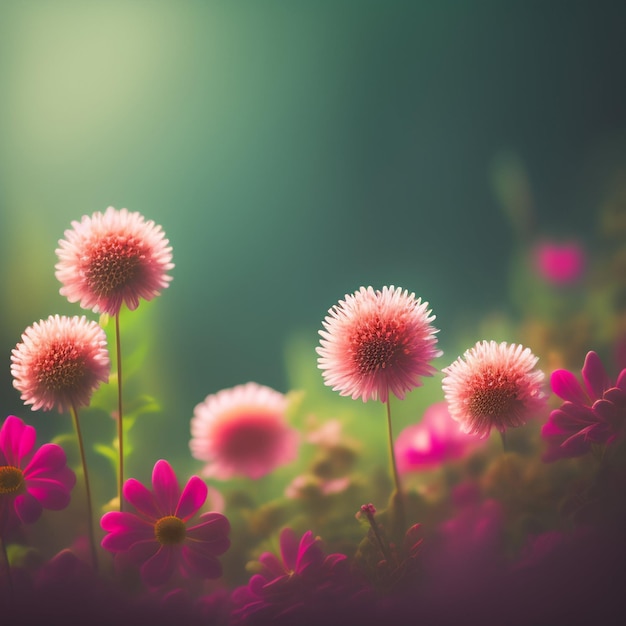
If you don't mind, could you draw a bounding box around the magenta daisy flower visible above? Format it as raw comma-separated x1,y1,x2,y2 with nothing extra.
189,382,299,480
317,286,442,403
0,415,75,527
442,340,546,439
231,528,352,624
100,459,230,588
541,351,626,461
55,206,174,315
11,315,110,413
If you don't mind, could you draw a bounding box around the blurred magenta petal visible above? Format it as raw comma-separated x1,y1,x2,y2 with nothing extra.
550,370,588,404
181,544,223,578
396,402,486,472
280,528,300,571
25,478,72,510
14,492,43,524
141,546,177,587
175,475,207,520
582,351,611,400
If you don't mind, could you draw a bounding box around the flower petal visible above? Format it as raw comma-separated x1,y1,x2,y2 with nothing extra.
14,492,43,524
279,527,300,571
23,444,73,480
0,416,35,466
25,477,72,510
550,370,588,404
186,512,230,543
141,545,178,587
100,511,155,551
582,351,611,400
175,476,207,521
123,478,160,520
152,460,180,515
181,543,224,579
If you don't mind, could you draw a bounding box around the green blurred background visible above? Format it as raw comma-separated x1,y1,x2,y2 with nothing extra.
1,0,625,482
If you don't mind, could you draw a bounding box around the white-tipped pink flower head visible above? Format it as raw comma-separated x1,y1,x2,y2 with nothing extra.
11,315,110,413
55,206,174,315
442,340,546,439
317,286,442,403
190,383,299,480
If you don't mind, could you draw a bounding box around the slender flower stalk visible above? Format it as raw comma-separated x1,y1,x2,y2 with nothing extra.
69,403,98,570
115,313,124,511
385,396,405,534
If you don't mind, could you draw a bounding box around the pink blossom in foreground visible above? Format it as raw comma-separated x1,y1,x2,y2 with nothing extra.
442,341,546,439
190,383,299,480
541,351,626,461
11,315,110,413
0,415,75,528
55,206,174,315
395,402,486,473
317,286,442,403
230,528,354,624
100,459,230,588
532,239,585,285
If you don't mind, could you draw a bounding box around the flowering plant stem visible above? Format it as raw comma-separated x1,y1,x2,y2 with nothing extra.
115,312,124,512
70,403,98,571
385,396,406,536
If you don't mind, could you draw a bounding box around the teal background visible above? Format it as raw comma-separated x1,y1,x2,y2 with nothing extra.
1,1,625,481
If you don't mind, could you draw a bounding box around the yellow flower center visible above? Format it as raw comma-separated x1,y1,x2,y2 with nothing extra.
154,515,186,545
0,466,25,495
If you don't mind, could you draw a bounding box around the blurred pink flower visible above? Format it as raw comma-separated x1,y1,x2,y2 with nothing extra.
11,315,110,413
0,415,75,527
542,351,626,461
317,286,441,403
532,240,585,285
442,341,546,438
100,459,230,588
395,402,486,472
190,382,299,480
55,206,174,315
231,528,350,624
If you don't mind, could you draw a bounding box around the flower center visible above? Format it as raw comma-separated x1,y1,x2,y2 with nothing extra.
353,317,405,374
468,371,518,420
154,515,186,545
85,234,143,297
0,466,25,495
35,342,86,392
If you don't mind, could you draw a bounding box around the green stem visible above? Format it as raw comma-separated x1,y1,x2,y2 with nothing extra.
115,311,124,512
70,403,98,571
385,395,406,535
